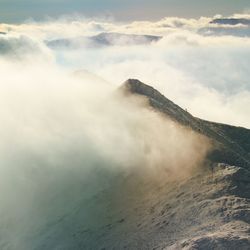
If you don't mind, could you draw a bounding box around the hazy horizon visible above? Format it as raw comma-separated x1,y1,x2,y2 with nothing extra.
1,0,250,23
1,12,250,128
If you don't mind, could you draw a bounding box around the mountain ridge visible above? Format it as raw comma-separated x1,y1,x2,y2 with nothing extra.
210,18,250,26
2,78,249,250
122,79,250,169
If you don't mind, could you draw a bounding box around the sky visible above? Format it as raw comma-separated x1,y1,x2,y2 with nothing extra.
1,0,250,23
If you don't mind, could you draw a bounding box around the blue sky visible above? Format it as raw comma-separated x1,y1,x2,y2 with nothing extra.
0,0,250,23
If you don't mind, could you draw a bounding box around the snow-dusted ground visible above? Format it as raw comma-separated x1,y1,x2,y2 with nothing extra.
0,80,249,250
16,164,248,250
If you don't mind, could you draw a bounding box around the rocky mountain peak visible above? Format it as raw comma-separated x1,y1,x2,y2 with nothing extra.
122,79,250,168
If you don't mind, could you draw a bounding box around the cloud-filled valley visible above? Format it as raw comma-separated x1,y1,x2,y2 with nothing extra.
1,13,250,128
0,13,250,249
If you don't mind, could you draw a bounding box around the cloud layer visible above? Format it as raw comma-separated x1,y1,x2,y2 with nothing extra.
2,14,250,128
0,13,250,248
0,57,211,249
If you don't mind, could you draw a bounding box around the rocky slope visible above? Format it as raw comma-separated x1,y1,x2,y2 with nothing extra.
123,79,250,169
28,163,250,250
1,79,249,250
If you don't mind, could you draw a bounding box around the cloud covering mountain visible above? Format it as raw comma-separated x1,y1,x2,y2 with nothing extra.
0,13,250,249
1,13,250,128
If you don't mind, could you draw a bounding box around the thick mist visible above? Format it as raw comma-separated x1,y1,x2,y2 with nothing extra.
0,59,211,249
0,13,249,248
1,14,249,127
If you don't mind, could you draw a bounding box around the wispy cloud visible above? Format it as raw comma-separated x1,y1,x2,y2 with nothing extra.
1,14,250,128
0,13,249,248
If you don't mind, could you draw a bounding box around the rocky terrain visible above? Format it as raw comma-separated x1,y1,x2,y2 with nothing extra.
28,162,250,250
1,79,249,250
123,79,250,169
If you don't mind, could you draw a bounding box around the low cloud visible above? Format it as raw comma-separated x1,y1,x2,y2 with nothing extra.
0,13,249,248
0,59,210,249
1,14,250,128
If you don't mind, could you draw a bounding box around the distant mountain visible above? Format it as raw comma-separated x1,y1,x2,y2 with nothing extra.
202,18,250,37
90,32,162,46
46,32,162,49
210,18,250,26
199,26,250,37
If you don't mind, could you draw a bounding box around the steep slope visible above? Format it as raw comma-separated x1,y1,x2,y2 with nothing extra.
34,80,250,250
122,79,250,169
1,79,249,250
